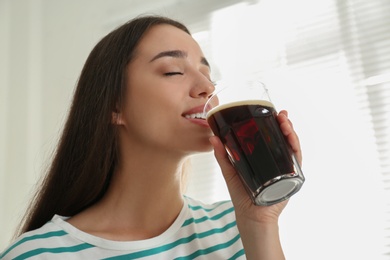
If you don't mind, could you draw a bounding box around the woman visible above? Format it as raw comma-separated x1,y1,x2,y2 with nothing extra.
1,15,301,259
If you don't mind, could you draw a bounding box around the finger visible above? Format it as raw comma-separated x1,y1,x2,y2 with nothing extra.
284,130,302,165
277,111,303,165
277,110,293,129
278,109,288,118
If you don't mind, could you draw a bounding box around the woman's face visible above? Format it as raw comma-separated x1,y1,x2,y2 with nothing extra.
118,24,215,155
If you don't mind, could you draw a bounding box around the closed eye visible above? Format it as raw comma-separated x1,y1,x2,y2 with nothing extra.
164,72,183,76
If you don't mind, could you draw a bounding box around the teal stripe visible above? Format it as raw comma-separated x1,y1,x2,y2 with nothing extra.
187,200,230,212
182,206,235,227
174,233,242,260
103,221,237,260
228,248,245,260
0,230,67,259
13,243,94,260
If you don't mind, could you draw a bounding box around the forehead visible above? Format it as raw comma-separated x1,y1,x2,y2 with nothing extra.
134,24,204,59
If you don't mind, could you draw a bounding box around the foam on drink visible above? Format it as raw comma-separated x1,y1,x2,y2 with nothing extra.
206,99,275,120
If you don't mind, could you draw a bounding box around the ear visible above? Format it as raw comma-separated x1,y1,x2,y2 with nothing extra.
111,111,125,125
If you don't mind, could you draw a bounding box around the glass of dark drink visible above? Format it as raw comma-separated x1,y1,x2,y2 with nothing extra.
204,79,305,206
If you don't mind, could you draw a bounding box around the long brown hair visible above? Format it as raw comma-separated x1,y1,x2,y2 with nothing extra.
17,15,190,236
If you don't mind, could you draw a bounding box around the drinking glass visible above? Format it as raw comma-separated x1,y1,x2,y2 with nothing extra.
204,79,305,206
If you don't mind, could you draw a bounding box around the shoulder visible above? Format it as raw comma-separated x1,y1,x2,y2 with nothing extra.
183,196,237,230
0,216,79,260
184,196,235,217
180,197,244,258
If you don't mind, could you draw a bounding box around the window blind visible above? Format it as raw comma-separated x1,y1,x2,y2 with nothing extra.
342,0,390,256
187,0,390,257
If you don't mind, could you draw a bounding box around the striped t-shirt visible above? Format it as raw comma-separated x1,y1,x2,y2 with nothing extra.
1,197,245,259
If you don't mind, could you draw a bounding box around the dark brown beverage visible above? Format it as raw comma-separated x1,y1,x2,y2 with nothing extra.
207,100,304,205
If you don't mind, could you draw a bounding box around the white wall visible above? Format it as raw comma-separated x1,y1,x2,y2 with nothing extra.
0,0,116,248
0,0,238,249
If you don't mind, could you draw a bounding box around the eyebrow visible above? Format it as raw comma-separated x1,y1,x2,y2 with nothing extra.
149,50,210,69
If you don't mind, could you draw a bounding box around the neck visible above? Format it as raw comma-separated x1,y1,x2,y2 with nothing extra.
105,149,187,215
68,141,190,241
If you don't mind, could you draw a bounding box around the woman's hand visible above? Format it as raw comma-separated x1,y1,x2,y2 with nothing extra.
209,109,301,259
277,110,302,166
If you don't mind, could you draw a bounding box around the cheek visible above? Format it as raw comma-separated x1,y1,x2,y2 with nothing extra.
122,94,179,139
122,110,166,147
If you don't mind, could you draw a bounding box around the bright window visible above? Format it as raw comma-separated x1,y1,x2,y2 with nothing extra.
186,0,390,258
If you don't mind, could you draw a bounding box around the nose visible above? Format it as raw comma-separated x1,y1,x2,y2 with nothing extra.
190,76,215,99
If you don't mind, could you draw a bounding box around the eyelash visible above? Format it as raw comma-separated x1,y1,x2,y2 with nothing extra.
164,72,183,76
164,72,216,86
